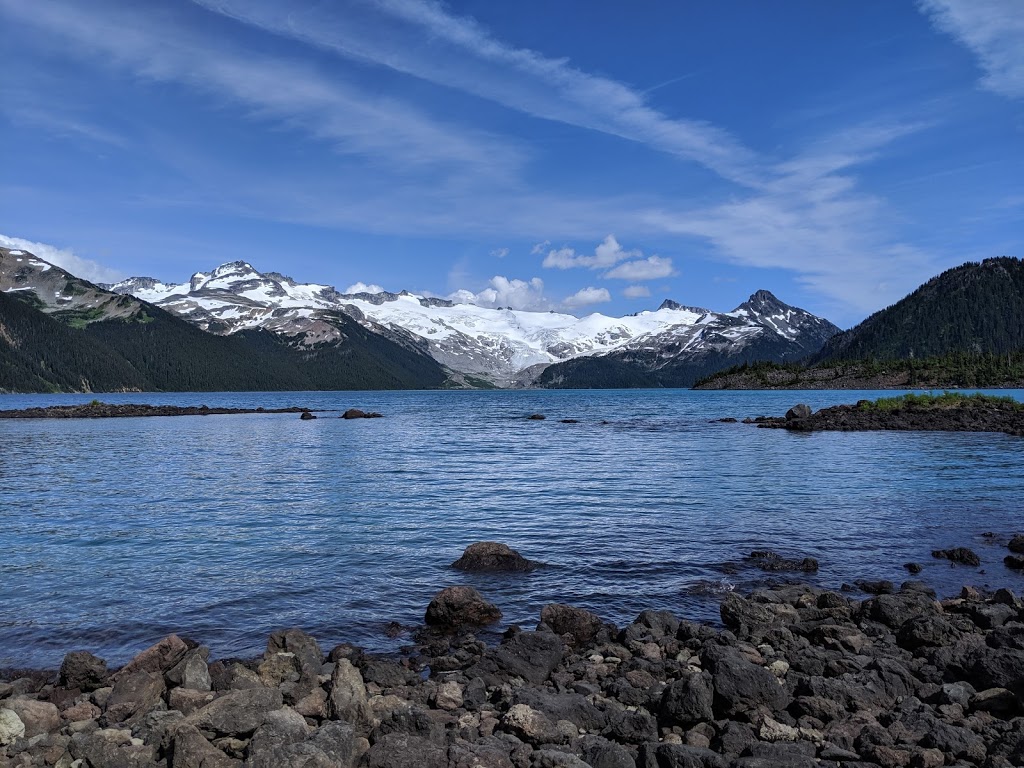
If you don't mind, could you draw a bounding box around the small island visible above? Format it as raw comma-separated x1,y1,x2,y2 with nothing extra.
0,402,315,419
751,393,1024,437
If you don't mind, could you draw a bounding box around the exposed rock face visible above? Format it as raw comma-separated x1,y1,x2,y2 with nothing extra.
424,586,502,628
451,542,538,573
3,584,1024,767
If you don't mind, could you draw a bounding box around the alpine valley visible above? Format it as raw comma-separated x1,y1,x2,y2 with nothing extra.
0,246,841,392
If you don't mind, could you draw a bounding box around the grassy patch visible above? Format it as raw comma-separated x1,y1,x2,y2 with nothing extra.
858,392,1021,411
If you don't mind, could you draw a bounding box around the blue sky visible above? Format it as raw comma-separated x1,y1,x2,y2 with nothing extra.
1,0,1021,327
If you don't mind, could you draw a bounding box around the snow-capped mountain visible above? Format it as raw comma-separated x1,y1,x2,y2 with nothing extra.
108,261,840,387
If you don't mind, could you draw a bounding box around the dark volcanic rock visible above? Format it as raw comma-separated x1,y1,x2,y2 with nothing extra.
702,645,790,718
59,650,109,692
527,413,546,420
0,403,312,419
451,542,538,573
493,631,564,684
932,547,981,566
1010,534,1024,553
299,411,316,420
424,586,502,628
538,604,603,648
746,549,819,573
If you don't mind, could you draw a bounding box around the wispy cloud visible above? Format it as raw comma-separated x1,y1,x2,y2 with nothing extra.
562,286,611,309
0,233,123,283
604,256,676,281
3,105,128,148
919,0,1024,99
1,0,522,178
490,247,509,259
190,0,763,185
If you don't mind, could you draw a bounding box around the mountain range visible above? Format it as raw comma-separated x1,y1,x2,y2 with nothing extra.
0,247,839,392
10,246,1017,394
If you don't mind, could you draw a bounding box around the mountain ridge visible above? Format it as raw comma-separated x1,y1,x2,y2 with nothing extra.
108,260,838,387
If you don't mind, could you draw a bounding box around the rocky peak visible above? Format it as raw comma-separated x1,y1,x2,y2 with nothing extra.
735,289,789,316
658,299,710,314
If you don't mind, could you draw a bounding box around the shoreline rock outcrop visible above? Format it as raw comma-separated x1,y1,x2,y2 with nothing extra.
3,579,1024,767
452,543,540,573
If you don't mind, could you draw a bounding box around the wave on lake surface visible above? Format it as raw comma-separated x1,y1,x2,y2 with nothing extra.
1,388,1023,668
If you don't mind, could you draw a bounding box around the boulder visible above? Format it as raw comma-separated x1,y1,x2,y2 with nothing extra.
527,414,546,420
498,703,563,745
425,586,502,628
1005,554,1024,570
104,671,167,724
0,708,25,746
116,634,191,678
493,631,564,684
538,604,603,647
637,742,728,768
746,550,818,572
341,409,383,419
1009,534,1024,553
702,645,789,718
169,722,239,768
188,687,284,736
329,659,371,724
931,547,981,566
451,542,538,572
166,648,212,692
265,628,323,682
660,671,714,727
785,404,812,420
60,650,110,692
299,411,316,420
3,698,60,738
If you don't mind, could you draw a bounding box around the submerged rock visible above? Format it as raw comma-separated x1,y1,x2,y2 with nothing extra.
746,550,819,573
451,542,538,573
299,411,316,420
932,547,981,566
424,586,502,628
341,409,383,419
526,413,546,420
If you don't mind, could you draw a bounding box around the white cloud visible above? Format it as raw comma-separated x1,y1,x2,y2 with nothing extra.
542,234,640,270
0,233,123,284
623,284,651,298
448,275,549,310
4,0,522,178
562,286,611,309
343,281,385,294
603,256,676,281
490,247,509,258
919,0,1024,99
530,240,550,255
190,0,761,184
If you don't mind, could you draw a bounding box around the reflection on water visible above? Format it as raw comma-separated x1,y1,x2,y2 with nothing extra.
1,388,1022,668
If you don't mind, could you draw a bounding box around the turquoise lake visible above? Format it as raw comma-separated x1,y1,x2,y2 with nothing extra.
1,388,1022,669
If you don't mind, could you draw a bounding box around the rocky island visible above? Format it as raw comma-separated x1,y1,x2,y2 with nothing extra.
748,393,1024,437
2,541,1024,767
0,403,316,419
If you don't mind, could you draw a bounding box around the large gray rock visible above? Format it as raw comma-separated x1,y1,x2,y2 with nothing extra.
188,687,283,736
538,603,603,648
451,542,538,572
68,727,161,768
0,708,25,746
116,634,191,679
169,722,239,768
702,645,789,718
493,631,564,684
60,650,110,692
329,659,371,724
2,698,59,738
425,586,502,628
104,672,167,725
265,628,323,682
660,671,714,726
785,404,812,420
166,649,212,692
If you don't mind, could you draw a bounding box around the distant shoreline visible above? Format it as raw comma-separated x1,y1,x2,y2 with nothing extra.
0,402,316,419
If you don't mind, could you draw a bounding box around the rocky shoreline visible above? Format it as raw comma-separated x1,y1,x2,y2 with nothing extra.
745,397,1024,437
3,546,1024,767
0,404,316,419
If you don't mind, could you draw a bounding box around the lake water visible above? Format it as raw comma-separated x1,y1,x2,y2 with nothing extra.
2,388,1023,669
